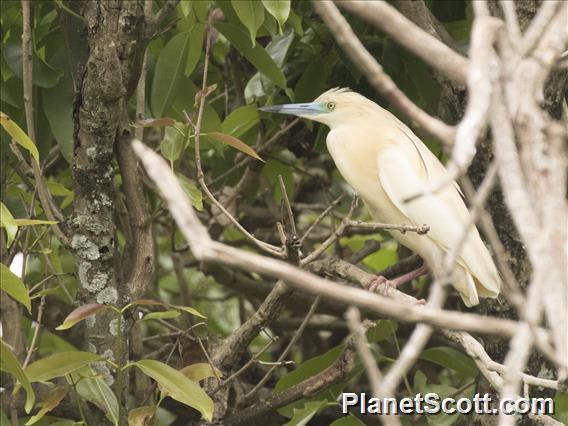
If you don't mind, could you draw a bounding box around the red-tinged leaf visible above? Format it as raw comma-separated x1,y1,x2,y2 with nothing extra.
132,118,177,128
194,83,218,105
25,385,68,425
13,219,58,226
206,132,264,162
128,405,156,426
56,304,108,330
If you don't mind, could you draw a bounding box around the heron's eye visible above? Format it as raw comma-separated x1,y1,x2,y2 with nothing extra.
327,102,336,110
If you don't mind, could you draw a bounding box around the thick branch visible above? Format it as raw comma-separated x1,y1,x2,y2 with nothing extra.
338,1,468,84
312,0,455,146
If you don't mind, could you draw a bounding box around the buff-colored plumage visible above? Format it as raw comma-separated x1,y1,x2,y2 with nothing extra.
261,88,501,306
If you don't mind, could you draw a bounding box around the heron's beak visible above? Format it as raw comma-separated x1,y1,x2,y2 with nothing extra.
258,102,324,117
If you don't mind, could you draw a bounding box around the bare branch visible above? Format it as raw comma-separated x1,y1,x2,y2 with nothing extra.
312,0,455,146
338,1,468,84
190,25,284,258
346,307,401,426
132,139,553,340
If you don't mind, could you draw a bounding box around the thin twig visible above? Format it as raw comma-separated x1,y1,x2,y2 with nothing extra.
189,24,283,258
245,297,321,401
300,196,358,265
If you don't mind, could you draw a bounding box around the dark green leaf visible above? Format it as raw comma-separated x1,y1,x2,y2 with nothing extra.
366,320,398,343
2,40,62,88
214,22,287,89
185,23,205,77
330,415,366,426
419,346,478,377
151,31,192,117
221,104,259,138
231,0,264,45
262,0,290,31
284,400,327,425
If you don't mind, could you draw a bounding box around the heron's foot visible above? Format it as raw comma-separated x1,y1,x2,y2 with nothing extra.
365,275,397,296
415,298,427,306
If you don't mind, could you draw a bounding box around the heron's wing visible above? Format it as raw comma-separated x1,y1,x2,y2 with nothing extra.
377,146,500,297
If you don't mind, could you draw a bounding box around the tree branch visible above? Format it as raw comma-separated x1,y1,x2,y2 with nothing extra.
312,0,455,146
338,1,468,84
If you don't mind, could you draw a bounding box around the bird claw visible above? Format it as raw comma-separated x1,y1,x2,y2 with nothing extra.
365,276,396,296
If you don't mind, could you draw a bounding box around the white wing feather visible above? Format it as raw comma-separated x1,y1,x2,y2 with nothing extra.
377,147,500,299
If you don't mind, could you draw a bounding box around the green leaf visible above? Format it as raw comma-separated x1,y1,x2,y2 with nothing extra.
419,346,478,377
413,369,428,394
275,345,343,393
73,366,119,425
127,299,206,319
2,40,62,88
25,385,67,425
330,415,366,426
0,263,31,313
0,339,35,413
221,104,259,138
142,310,181,321
128,406,156,426
284,400,327,426
262,159,293,203
0,202,18,246
0,111,40,165
231,0,264,46
185,23,205,77
366,320,397,343
56,304,108,330
24,351,104,383
160,125,188,166
206,132,264,162
151,31,192,118
177,174,204,211
46,181,72,197
42,55,74,163
262,0,290,31
174,304,207,319
192,0,210,22
214,22,286,89
133,359,214,421
180,363,222,382
554,392,568,425
295,53,336,103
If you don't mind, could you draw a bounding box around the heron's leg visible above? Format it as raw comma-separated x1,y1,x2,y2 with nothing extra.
365,265,429,302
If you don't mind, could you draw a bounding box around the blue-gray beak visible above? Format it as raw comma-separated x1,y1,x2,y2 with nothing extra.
258,102,324,116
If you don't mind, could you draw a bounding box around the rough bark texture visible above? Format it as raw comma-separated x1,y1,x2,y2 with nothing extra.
68,1,149,422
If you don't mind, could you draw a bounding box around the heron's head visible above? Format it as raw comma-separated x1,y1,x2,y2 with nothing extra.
259,88,377,128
